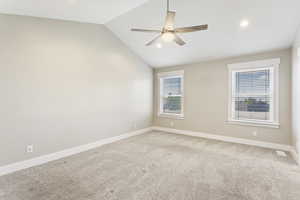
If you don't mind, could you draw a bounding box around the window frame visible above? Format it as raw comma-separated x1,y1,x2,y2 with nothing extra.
157,70,184,119
227,58,280,128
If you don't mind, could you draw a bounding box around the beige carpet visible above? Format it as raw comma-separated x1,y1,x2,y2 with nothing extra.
0,131,300,200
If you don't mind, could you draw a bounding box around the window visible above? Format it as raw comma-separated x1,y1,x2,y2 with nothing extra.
158,70,184,119
228,59,280,128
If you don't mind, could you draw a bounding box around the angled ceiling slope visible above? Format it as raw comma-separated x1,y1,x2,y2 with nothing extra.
0,0,148,24
107,0,300,67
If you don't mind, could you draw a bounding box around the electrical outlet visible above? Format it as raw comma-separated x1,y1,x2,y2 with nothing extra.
26,145,33,153
252,131,257,136
170,121,174,127
276,150,287,157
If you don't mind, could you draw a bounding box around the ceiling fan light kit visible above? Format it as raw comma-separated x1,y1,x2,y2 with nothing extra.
162,32,175,42
131,0,208,47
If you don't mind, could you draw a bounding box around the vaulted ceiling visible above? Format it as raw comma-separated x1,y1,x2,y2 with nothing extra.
107,0,300,67
1,0,300,68
0,0,148,24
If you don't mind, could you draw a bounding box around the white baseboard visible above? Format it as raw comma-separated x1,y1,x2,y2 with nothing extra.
290,149,300,165
152,126,298,163
1,126,298,177
0,127,151,177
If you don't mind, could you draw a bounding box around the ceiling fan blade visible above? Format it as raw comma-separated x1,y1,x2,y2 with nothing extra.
146,34,162,46
173,34,186,46
164,11,176,30
131,28,161,33
175,24,208,33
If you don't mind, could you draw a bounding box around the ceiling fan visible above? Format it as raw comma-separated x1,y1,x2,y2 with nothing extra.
131,0,208,47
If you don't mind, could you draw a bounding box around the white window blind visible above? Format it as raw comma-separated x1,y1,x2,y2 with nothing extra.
228,59,280,128
233,69,271,121
158,71,184,118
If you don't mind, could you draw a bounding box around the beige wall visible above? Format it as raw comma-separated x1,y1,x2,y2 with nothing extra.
292,29,300,153
154,49,292,145
0,14,153,166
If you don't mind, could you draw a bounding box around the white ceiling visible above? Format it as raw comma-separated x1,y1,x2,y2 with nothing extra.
107,0,300,67
0,0,148,24
1,0,300,68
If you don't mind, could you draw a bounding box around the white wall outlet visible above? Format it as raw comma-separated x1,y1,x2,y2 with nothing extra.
26,145,33,153
170,121,174,127
276,150,287,157
297,47,300,57
252,131,257,136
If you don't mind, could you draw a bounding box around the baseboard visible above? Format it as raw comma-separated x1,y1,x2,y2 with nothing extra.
152,126,297,162
290,149,300,165
0,127,151,177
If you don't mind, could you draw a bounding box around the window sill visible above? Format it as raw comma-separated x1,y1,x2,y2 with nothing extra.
158,114,184,120
227,120,280,129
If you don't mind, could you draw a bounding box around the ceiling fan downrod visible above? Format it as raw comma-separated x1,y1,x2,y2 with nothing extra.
167,0,170,12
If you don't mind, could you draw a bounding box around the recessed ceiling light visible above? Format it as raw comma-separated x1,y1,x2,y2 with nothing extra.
156,43,162,48
240,20,249,28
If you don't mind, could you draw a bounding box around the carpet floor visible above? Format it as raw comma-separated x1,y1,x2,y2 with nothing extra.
0,131,300,200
